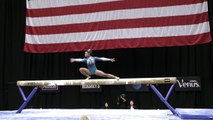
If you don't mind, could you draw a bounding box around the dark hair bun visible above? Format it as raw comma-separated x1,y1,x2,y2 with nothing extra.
87,49,93,55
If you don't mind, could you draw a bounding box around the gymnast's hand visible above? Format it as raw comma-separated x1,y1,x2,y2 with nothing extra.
111,58,115,62
70,58,75,63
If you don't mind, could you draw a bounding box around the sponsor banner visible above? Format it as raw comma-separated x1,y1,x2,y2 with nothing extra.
80,84,102,92
175,76,201,91
125,84,149,92
40,85,60,93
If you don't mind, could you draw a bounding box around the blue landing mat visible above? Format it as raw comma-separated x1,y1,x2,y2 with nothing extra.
0,109,179,120
176,108,213,119
1,109,213,120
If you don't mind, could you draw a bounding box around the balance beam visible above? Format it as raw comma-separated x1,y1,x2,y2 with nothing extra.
16,77,178,115
17,77,176,87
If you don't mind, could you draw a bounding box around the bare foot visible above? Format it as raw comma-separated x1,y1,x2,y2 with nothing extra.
85,76,91,80
115,77,120,81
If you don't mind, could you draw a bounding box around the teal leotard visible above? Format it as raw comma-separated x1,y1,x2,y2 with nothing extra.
81,57,110,75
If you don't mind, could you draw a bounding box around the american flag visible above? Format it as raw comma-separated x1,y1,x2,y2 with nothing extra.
25,0,211,53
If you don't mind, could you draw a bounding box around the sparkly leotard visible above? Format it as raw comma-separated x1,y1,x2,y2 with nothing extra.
79,57,111,75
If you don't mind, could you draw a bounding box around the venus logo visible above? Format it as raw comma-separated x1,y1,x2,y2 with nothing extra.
177,79,200,88
175,77,201,91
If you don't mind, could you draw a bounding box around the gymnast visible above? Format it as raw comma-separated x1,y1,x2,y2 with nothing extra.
70,49,119,80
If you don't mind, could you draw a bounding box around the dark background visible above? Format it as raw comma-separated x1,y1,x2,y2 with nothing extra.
0,0,212,110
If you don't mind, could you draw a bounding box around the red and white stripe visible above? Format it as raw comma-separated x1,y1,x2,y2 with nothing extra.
25,0,212,53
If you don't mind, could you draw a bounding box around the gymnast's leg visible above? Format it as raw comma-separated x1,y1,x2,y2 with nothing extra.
79,67,91,80
94,70,119,80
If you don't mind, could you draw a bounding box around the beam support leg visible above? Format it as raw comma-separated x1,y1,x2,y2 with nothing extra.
16,86,38,113
150,84,177,115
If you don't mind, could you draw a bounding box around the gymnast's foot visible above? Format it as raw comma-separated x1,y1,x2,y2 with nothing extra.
85,76,91,80
115,77,120,81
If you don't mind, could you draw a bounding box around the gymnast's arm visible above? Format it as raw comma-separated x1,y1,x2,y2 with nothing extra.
70,58,85,63
95,57,115,62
